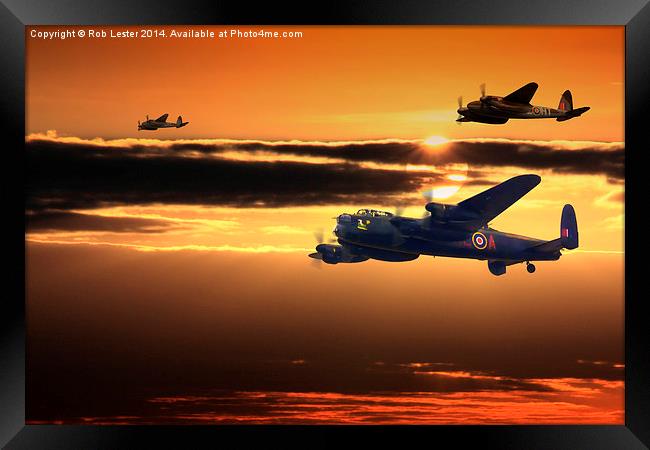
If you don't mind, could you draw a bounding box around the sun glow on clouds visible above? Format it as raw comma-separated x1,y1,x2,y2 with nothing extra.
25,133,623,253
28,131,621,153
422,185,461,200
48,373,623,424
25,357,623,425
26,238,311,253
424,135,449,146
25,130,420,149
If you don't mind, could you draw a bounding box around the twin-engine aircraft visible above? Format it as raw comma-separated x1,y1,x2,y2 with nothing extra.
309,175,578,276
138,113,189,131
456,82,590,124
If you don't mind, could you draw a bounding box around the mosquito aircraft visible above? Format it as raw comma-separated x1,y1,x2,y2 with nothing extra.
137,113,189,130
456,82,590,124
309,174,578,276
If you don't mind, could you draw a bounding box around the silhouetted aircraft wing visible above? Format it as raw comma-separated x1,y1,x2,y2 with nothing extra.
502,82,538,105
155,113,169,122
457,174,541,224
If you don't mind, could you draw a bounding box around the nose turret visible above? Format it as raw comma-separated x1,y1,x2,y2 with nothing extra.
337,214,351,224
334,214,352,237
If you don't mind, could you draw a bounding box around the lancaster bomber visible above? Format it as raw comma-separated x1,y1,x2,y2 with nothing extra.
137,113,189,130
456,82,590,124
309,175,578,276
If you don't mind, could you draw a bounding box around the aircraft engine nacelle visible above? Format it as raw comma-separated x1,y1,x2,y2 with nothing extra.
425,202,482,223
425,202,452,220
315,244,368,264
488,260,506,276
316,244,342,264
366,251,419,262
341,243,418,262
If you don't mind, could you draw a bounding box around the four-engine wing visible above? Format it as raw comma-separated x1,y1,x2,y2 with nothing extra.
502,82,538,105
456,174,541,225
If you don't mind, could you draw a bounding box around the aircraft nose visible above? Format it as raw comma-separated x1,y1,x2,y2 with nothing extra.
337,213,352,224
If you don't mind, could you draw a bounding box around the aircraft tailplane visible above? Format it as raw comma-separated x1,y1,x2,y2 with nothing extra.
556,106,590,121
529,204,579,254
560,204,578,249
176,116,189,128
557,90,589,121
558,90,573,112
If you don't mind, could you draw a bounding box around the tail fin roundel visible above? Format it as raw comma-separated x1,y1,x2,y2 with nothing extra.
558,90,573,112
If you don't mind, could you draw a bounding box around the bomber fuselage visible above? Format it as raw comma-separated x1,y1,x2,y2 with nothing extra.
458,97,567,122
333,210,560,263
137,120,179,130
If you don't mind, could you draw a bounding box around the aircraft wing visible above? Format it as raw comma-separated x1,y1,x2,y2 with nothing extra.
527,238,563,254
155,113,169,122
456,174,541,225
502,82,538,105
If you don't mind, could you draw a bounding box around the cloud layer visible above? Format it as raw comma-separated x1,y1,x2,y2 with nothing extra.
26,135,623,234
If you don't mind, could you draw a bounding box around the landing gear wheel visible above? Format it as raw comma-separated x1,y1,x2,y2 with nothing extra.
526,262,536,274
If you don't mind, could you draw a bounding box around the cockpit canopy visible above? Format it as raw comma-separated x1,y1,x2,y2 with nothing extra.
354,209,393,217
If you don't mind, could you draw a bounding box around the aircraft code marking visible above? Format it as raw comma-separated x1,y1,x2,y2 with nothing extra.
357,219,370,231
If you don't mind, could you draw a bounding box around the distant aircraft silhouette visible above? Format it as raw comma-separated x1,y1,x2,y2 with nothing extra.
138,113,189,130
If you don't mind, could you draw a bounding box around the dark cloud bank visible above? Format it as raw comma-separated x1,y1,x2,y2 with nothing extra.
26,138,623,231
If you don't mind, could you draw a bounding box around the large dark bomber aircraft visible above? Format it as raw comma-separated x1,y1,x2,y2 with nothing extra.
456,82,590,124
138,113,189,130
309,175,578,276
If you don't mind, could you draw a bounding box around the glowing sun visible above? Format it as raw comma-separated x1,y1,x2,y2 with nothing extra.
423,135,449,146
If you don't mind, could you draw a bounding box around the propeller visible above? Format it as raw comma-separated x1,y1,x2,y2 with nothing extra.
310,228,336,269
421,189,434,219
456,96,464,123
479,82,491,109
313,228,336,245
310,255,323,269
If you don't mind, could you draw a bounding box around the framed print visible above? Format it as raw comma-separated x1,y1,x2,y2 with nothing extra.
2,0,649,448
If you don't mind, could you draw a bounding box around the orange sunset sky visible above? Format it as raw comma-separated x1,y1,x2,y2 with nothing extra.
27,26,623,141
26,26,624,425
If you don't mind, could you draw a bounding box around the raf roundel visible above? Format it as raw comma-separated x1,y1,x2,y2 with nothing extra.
472,232,488,250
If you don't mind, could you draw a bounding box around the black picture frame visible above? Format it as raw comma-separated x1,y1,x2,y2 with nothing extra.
2,1,648,448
